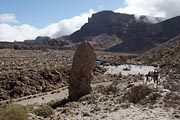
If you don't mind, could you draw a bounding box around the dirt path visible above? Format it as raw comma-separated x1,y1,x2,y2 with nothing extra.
14,81,112,106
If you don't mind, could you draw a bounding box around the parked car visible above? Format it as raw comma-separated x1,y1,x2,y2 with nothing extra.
96,59,110,66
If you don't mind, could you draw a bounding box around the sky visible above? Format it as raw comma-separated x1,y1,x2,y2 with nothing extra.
0,0,180,42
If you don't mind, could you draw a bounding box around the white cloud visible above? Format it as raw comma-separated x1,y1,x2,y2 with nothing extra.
52,9,95,38
0,9,95,42
115,0,180,18
0,24,40,41
0,13,19,24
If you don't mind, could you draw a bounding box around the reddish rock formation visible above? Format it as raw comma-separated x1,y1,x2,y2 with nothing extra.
68,41,96,101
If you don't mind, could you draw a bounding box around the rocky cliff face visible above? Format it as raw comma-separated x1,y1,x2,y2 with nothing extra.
70,11,136,42
69,11,180,53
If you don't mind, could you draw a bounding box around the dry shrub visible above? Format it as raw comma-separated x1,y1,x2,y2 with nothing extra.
34,104,54,118
124,85,152,103
0,104,28,120
100,84,119,95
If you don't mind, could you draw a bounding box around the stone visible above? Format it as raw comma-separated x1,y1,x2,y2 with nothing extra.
68,41,96,101
0,92,9,100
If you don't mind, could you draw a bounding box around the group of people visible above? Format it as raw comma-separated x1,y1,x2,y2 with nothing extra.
145,69,160,84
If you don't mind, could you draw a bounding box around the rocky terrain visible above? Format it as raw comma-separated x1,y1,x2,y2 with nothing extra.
0,49,133,102
0,50,71,101
24,35,180,120
28,75,180,120
0,34,179,120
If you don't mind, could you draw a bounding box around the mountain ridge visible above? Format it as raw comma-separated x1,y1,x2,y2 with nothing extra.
69,11,180,53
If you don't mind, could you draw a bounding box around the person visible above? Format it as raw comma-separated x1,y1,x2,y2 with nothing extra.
145,74,149,83
153,69,159,84
147,71,151,82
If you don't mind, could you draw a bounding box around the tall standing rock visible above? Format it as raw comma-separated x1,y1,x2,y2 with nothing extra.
68,41,96,101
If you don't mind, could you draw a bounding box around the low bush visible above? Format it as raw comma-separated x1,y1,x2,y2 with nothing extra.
123,85,152,103
0,104,28,120
34,104,54,118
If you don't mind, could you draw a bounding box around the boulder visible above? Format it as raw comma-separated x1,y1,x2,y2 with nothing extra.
68,41,96,101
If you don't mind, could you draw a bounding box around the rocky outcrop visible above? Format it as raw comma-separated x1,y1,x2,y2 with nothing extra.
68,41,96,101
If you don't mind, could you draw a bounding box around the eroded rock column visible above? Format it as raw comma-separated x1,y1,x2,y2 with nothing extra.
68,41,96,101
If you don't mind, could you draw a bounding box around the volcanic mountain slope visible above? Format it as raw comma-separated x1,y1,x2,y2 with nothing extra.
69,11,180,53
137,35,180,66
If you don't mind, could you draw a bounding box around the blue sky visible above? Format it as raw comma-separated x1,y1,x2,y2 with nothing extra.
0,0,124,28
0,0,180,41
